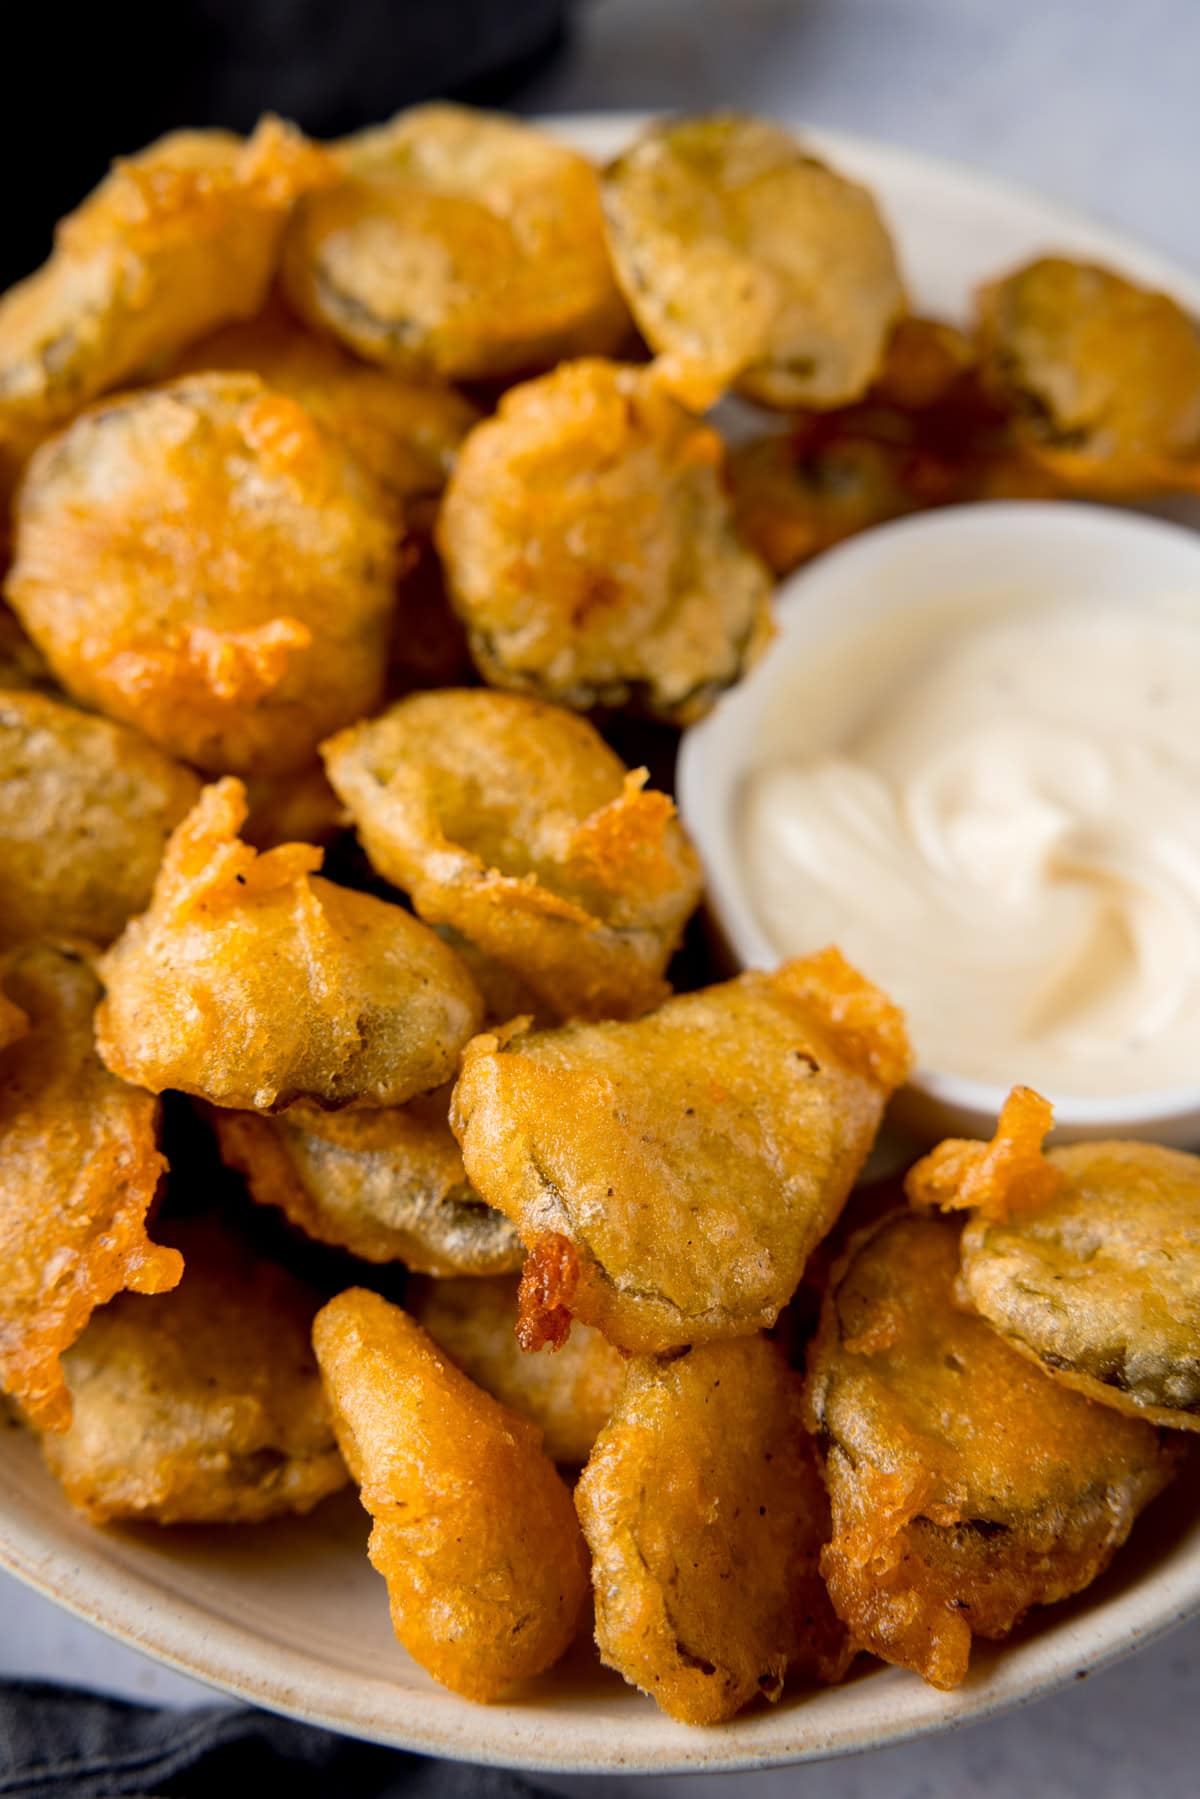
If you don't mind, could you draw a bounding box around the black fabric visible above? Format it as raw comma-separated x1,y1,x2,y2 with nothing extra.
2,0,569,284
0,1681,553,1799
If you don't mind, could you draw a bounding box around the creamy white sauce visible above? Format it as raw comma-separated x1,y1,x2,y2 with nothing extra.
744,606,1200,1098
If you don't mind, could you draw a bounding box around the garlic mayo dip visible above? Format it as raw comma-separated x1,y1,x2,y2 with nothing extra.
743,604,1200,1098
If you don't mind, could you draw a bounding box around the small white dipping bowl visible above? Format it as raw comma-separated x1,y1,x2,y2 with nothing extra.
677,500,1200,1148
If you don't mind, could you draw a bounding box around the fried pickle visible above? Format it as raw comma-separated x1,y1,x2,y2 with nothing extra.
0,942,180,1433
870,315,976,410
312,1288,589,1700
0,987,26,1053
175,302,478,696
729,429,923,575
0,690,202,947
451,948,912,1353
0,120,331,445
575,1335,852,1724
805,1209,1178,1689
214,1090,521,1273
601,113,905,412
322,689,702,1021
908,1086,1200,1432
729,317,1060,576
282,104,628,384
408,1273,624,1463
0,602,55,693
96,779,483,1113
975,257,1200,492
0,441,32,568
41,1217,347,1523
175,297,480,507
437,358,773,723
385,517,475,695
6,372,398,776
433,926,551,1030
242,761,347,851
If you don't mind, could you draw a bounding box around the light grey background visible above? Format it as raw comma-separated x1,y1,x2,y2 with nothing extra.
3,1,1198,1792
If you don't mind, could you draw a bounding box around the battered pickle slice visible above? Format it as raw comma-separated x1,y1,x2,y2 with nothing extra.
175,297,480,509
0,941,180,1433
0,119,331,444
975,257,1200,492
41,1218,347,1523
729,429,922,576
96,779,483,1113
432,926,551,1032
0,689,201,947
282,104,629,383
869,315,977,411
729,316,1059,576
176,303,478,698
436,358,773,724
575,1335,852,1724
241,761,347,852
908,1086,1200,1431
451,948,911,1353
805,1209,1178,1690
0,603,55,694
6,372,398,777
312,1288,590,1701
213,1090,522,1274
408,1273,624,1464
322,689,703,1022
601,112,905,411
0,987,26,1053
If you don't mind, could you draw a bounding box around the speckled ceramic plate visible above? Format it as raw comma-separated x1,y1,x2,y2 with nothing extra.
2,115,1198,1775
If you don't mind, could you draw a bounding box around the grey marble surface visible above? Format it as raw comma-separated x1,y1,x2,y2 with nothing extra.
527,0,1200,267
3,0,1199,1790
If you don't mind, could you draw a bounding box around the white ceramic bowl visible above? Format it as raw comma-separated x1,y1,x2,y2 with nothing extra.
5,119,1200,1776
678,501,1200,1148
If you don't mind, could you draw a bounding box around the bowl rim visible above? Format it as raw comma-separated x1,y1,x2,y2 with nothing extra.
676,499,1200,1135
2,1445,1198,1775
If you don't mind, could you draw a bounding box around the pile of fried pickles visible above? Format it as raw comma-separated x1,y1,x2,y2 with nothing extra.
1,106,1198,1724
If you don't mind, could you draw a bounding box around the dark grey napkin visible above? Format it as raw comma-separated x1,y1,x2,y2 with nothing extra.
2,0,569,284
0,1682,553,1799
